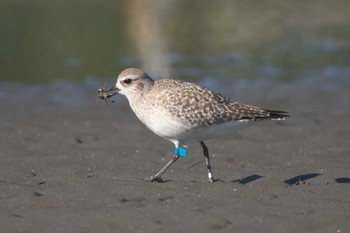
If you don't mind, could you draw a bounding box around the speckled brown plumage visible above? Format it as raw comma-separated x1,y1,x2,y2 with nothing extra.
145,79,288,127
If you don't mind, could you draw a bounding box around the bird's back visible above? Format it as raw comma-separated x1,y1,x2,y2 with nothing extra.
145,79,287,128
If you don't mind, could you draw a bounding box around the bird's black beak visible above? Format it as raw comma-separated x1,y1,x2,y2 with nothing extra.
106,85,120,97
97,85,120,101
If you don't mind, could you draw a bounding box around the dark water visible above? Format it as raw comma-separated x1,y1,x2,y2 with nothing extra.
1,0,350,83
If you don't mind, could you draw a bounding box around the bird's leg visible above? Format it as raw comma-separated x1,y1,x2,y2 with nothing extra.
200,141,214,183
146,154,180,182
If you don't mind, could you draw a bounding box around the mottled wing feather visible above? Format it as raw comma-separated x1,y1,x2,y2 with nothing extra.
149,79,288,127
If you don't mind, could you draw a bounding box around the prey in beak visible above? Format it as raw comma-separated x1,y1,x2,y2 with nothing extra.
97,84,119,104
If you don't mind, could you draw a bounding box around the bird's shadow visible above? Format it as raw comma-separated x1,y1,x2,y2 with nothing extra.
284,174,350,185
138,172,350,184
335,177,350,184
232,174,263,184
284,173,321,185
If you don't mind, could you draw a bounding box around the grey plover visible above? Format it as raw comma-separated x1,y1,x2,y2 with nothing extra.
98,68,289,182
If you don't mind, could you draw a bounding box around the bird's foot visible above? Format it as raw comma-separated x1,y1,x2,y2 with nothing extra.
145,175,163,182
208,172,215,183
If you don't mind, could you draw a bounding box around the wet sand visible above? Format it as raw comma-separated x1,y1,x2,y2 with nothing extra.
0,76,349,233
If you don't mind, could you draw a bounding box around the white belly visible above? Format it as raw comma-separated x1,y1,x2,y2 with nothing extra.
131,102,254,143
131,104,192,140
178,120,255,143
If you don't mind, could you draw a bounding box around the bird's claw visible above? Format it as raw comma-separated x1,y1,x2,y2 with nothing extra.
145,176,163,182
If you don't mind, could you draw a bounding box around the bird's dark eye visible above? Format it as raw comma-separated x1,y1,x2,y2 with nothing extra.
123,78,132,84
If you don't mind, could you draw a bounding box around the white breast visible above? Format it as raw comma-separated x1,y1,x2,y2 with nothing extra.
130,102,192,140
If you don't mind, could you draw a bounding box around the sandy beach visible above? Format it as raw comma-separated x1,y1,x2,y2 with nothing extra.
0,75,349,233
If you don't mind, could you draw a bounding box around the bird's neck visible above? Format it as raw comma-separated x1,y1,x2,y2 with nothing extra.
128,78,155,108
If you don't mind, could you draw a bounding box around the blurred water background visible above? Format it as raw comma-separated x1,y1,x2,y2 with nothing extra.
1,0,349,84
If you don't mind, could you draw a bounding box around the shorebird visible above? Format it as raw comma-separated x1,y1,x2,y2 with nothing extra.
98,68,289,182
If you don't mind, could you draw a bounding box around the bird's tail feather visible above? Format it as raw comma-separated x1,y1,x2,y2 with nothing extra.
263,109,290,119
